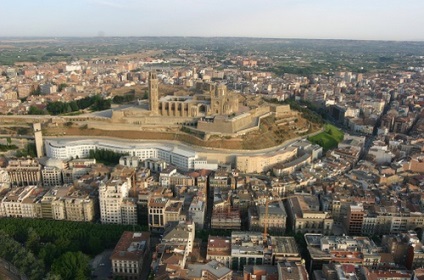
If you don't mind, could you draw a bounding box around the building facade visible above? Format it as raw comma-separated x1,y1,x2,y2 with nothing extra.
99,177,136,225
6,158,41,186
111,231,151,280
45,139,198,171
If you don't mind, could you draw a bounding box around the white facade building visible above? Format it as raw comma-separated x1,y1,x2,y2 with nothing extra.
45,139,198,171
99,177,134,225
1,185,37,218
0,169,11,188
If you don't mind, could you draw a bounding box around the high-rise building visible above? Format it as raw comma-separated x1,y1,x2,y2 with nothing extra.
99,176,137,225
345,204,365,236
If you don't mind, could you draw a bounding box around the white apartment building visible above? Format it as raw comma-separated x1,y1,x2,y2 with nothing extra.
121,198,138,225
45,139,198,171
1,185,38,218
99,177,137,225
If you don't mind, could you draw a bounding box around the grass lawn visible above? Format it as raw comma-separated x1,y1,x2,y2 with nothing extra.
308,124,344,151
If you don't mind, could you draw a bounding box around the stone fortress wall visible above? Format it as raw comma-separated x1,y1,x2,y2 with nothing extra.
197,104,296,135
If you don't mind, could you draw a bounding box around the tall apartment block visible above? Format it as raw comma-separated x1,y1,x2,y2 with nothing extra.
99,176,137,225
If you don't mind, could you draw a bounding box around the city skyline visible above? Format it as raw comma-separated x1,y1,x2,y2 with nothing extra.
1,0,423,41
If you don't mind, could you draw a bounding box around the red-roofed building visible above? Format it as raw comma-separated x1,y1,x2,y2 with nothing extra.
111,231,151,280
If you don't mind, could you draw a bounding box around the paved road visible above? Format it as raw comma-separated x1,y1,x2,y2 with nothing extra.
91,250,113,279
0,259,23,280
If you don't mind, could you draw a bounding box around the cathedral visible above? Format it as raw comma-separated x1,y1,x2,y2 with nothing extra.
148,72,239,118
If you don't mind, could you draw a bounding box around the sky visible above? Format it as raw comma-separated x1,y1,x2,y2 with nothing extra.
0,0,423,41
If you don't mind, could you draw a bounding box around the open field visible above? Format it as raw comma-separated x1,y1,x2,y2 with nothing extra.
308,124,344,151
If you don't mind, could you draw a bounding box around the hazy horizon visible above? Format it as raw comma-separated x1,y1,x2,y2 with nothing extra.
1,0,424,41
0,35,423,43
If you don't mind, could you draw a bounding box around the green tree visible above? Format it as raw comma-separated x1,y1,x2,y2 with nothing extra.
44,273,63,280
0,231,45,280
38,243,60,269
51,251,90,280
26,227,40,255
6,137,11,146
28,106,46,115
69,101,79,111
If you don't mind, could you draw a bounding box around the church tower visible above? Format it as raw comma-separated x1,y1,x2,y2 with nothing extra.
211,83,227,115
148,72,159,115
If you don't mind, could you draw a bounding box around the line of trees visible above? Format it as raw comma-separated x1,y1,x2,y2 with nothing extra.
27,95,112,115
46,95,111,115
112,94,135,104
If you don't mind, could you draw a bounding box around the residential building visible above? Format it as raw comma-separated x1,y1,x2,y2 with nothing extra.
206,236,231,268
1,185,38,218
186,260,232,280
277,262,309,280
99,176,134,225
270,236,301,264
63,189,97,222
119,156,139,168
6,158,41,186
305,234,381,273
345,204,365,236
286,195,333,235
248,202,287,234
147,197,184,231
188,197,205,229
41,166,63,187
111,231,150,280
243,265,278,280
230,231,270,270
